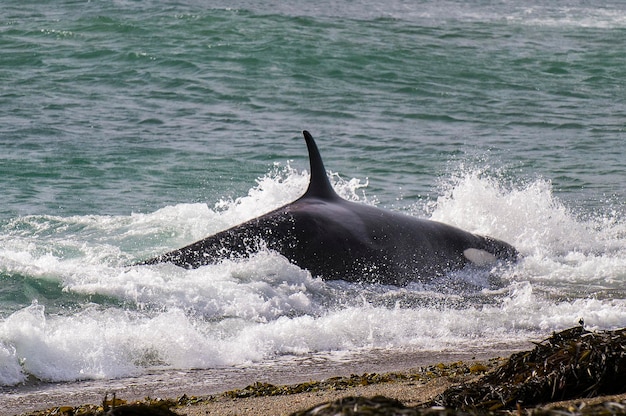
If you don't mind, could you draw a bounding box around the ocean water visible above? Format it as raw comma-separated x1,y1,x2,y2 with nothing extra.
1,0,625,403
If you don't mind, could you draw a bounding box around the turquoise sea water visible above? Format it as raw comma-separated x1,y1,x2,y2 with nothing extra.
1,0,625,403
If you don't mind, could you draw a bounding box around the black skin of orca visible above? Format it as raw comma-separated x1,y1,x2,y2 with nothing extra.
138,131,519,286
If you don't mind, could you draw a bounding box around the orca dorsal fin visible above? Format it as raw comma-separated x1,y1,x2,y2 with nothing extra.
302,131,339,200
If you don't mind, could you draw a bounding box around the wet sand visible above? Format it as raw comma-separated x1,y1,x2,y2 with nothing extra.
4,344,526,416
177,375,457,416
9,336,626,416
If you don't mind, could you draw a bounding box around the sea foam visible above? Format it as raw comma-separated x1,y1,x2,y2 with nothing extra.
0,165,625,386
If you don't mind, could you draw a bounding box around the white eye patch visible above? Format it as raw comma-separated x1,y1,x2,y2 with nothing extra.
463,248,497,266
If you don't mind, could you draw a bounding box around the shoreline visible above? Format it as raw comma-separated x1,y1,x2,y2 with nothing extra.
13,357,626,416
14,359,502,416
10,326,626,416
178,370,467,416
3,345,526,416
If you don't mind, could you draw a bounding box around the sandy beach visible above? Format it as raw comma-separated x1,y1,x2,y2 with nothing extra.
10,326,626,416
6,346,520,416
14,357,626,416
177,381,626,416
12,359,491,416
177,375,456,416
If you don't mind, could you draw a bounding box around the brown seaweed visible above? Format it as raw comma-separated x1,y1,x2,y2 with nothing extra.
291,395,431,416
432,326,626,410
292,326,626,415
20,395,183,416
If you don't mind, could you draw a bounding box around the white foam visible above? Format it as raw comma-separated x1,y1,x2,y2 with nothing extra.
507,7,626,29
1,164,625,386
377,2,626,29
0,342,24,386
427,169,626,290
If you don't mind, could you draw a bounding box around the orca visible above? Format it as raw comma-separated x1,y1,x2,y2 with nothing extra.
138,131,518,286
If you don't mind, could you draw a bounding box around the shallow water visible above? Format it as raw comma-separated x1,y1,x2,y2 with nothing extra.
0,345,525,416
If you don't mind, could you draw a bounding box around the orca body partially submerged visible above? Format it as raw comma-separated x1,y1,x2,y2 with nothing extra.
139,131,518,285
